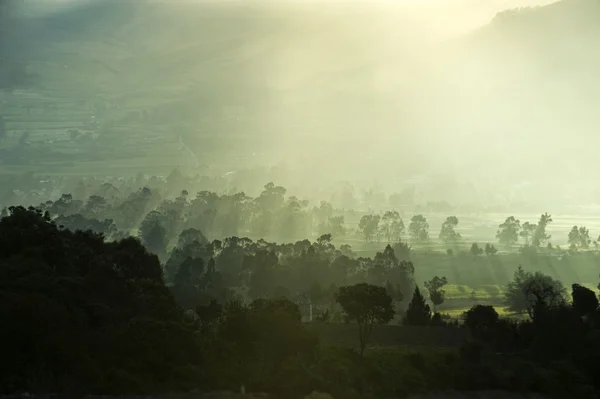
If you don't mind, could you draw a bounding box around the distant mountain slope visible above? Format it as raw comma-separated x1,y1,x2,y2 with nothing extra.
414,0,600,179
2,0,600,195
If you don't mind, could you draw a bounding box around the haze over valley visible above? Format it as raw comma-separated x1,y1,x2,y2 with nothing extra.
4,1,600,398
2,0,599,211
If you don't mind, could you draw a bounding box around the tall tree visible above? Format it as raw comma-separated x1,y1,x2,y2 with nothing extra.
484,243,498,256
408,215,429,243
335,283,395,355
470,243,484,256
358,214,380,243
504,266,567,318
496,216,521,247
438,216,461,244
324,215,346,238
403,286,432,326
463,305,499,339
520,222,537,246
568,226,591,250
424,276,448,311
571,284,599,316
380,211,404,243
139,218,168,258
532,213,552,247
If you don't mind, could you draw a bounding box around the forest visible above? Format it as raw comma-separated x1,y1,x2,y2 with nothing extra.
2,174,600,398
2,0,600,397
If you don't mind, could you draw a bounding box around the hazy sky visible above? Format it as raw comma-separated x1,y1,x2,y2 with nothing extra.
13,0,598,208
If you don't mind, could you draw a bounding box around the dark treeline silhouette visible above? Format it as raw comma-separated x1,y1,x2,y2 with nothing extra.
2,206,600,398
3,175,600,296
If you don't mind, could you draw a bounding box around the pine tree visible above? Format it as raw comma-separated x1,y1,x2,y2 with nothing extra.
403,286,432,326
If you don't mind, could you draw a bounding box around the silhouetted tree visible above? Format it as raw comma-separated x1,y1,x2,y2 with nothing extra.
571,284,598,316
408,215,429,243
139,218,167,257
496,216,520,247
504,266,567,318
335,283,394,355
177,227,208,248
385,281,404,302
0,206,198,393
568,226,591,250
358,214,380,242
323,215,346,238
196,298,223,330
470,243,484,256
439,216,461,244
380,211,404,243
484,243,498,255
403,286,432,326
424,276,448,311
392,240,412,261
532,213,552,247
519,222,537,246
463,305,499,339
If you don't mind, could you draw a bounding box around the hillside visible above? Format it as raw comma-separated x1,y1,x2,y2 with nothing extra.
1,0,599,204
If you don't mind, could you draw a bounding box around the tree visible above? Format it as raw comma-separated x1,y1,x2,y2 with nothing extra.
571,284,599,316
385,281,404,302
335,283,395,355
519,222,537,246
358,214,380,243
83,195,108,217
177,227,208,248
424,276,448,310
392,241,411,261
504,266,567,318
496,216,520,247
439,216,461,244
403,286,432,326
0,206,198,393
214,298,317,387
463,305,499,338
380,211,404,243
323,215,346,238
196,299,223,329
55,213,117,238
484,243,498,255
532,213,552,247
314,201,333,226
172,256,206,309
390,214,405,242
139,218,168,257
408,215,429,243
470,243,484,256
568,226,591,250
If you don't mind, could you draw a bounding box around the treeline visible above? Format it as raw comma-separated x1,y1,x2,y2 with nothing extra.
3,177,600,254
3,179,600,294
2,207,600,398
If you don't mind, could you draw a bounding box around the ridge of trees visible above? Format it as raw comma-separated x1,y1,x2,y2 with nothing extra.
3,207,600,397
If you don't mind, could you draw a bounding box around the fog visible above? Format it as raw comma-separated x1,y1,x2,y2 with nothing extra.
4,2,600,395
2,0,600,211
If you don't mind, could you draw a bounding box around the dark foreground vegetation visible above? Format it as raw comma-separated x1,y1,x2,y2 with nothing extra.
2,206,600,398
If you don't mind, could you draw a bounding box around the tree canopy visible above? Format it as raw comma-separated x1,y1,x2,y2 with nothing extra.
335,283,394,355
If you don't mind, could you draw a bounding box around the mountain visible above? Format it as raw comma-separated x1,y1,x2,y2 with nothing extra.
2,0,600,205
426,0,600,176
